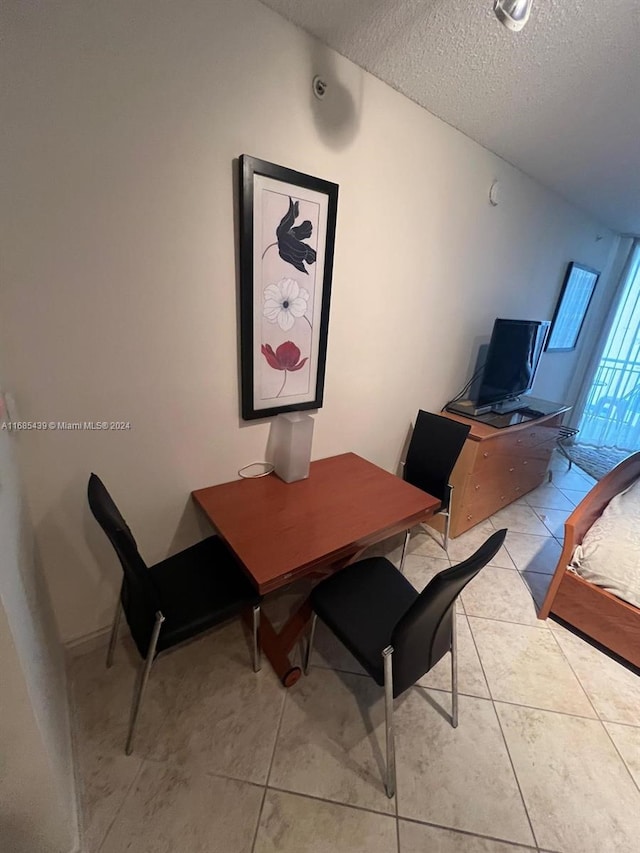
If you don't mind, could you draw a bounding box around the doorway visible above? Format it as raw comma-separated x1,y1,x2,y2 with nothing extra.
579,242,640,451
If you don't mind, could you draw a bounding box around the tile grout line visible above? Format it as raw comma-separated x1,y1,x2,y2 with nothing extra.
464,616,613,724
491,694,539,849
548,628,640,795
593,717,640,731
398,813,540,851
465,614,540,850
66,677,90,853
511,567,550,613
264,779,546,850
600,723,640,796
463,610,551,631
545,627,601,718
201,766,272,789
67,663,146,853
313,659,491,701
489,696,600,724
266,781,396,820
529,505,563,538
250,681,289,853
97,758,146,853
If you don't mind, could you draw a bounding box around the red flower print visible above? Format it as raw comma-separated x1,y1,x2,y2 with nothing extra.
261,341,308,372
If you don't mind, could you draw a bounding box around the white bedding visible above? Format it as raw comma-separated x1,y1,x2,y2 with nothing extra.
570,477,640,609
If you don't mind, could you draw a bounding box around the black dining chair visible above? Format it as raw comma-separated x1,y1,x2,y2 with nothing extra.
303,528,507,797
88,473,260,755
400,410,471,566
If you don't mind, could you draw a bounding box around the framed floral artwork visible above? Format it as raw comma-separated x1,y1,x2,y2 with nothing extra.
239,155,339,420
545,262,600,352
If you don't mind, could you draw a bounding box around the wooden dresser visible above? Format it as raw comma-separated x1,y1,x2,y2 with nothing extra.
438,408,566,538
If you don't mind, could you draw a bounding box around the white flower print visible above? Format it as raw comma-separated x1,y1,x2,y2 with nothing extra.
263,277,310,332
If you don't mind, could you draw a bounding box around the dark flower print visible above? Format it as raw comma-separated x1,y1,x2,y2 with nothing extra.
276,198,317,275
261,341,308,372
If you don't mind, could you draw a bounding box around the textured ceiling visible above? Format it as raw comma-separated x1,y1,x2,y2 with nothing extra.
259,0,640,234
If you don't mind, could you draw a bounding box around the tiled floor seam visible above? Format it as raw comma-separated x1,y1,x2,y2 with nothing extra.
544,626,640,795
261,785,545,851
96,758,146,853
397,814,540,850
394,690,401,853
491,702,539,849
67,692,90,853
202,768,268,789
530,506,559,537
463,612,550,630
67,681,145,853
250,684,289,853
465,615,539,849
596,717,640,730
454,612,490,698
265,784,397,821
511,567,547,609
490,697,600,723
602,727,640,796
546,625,603,718
311,662,487,698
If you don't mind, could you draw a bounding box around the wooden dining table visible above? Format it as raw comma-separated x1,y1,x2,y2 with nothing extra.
192,452,439,686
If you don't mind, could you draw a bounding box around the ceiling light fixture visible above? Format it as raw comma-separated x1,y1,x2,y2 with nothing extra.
493,0,532,32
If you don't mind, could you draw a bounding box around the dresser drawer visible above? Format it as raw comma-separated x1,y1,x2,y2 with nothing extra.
461,489,510,527
471,430,558,474
444,407,568,538
471,436,515,473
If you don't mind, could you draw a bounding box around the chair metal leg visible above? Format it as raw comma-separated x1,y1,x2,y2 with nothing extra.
398,529,411,574
303,613,318,675
451,611,458,729
382,645,396,798
443,484,454,551
106,590,123,669
252,603,261,673
125,611,164,756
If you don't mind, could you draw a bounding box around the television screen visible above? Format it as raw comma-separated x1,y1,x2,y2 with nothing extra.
476,319,550,406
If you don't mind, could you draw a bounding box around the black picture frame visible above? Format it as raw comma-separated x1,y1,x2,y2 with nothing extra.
545,262,600,353
239,155,339,420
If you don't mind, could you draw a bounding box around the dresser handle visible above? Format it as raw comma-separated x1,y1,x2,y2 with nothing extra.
523,460,528,465
509,467,515,472
515,486,521,492
500,495,506,501
467,514,473,521
483,451,489,458
516,439,522,445
475,484,480,490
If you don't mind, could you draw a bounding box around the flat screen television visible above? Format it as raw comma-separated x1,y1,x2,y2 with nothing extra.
476,318,550,407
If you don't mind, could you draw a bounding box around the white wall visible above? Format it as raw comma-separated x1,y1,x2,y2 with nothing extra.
0,422,78,852
1,0,619,642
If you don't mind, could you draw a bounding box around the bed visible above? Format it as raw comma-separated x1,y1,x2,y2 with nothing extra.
538,451,640,669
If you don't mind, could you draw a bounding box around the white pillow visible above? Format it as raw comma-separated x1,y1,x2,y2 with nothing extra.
571,478,640,609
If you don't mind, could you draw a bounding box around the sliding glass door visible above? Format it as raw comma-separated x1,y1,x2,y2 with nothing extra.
579,242,640,450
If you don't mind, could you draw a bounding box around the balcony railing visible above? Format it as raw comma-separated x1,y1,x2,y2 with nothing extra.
580,355,640,449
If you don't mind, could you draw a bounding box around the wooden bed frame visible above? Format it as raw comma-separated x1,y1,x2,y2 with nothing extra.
538,451,640,670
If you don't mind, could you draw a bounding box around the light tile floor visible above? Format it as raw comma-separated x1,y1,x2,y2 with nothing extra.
69,454,640,853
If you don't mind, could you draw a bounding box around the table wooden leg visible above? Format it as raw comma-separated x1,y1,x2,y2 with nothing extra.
244,559,356,687
245,599,313,687
259,616,302,687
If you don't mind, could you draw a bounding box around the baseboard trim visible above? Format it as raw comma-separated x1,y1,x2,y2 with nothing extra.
64,625,112,659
